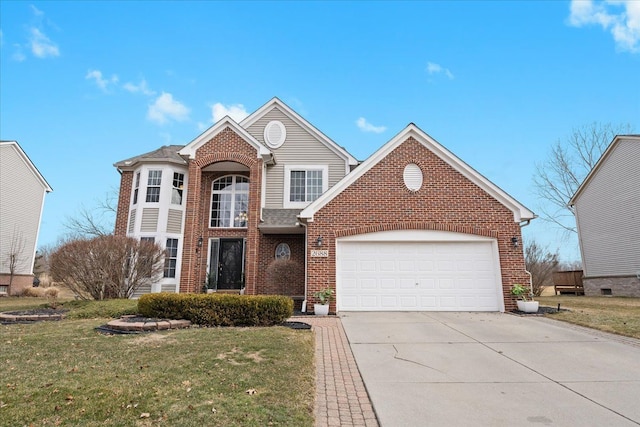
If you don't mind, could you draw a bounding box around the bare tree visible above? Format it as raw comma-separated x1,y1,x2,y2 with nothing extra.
5,227,28,288
62,189,118,238
533,122,633,234
525,239,559,297
50,235,165,300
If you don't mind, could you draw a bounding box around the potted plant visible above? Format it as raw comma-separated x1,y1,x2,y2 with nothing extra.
511,283,539,313
313,288,334,316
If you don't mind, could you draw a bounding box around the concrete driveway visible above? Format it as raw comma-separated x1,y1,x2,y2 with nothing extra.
340,312,640,427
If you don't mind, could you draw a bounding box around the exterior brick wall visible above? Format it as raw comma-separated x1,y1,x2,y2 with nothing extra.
257,234,305,296
306,137,528,312
583,276,640,297
179,127,263,294
0,274,34,295
114,171,133,236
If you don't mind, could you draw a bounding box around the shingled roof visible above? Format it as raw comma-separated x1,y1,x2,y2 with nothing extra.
114,145,186,170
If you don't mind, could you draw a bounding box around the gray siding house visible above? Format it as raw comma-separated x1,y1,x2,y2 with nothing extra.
569,135,640,296
0,141,52,295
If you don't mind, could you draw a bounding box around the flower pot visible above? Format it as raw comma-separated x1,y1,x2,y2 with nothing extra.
517,300,539,313
314,303,330,316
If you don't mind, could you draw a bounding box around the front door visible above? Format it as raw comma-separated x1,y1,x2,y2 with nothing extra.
216,238,245,290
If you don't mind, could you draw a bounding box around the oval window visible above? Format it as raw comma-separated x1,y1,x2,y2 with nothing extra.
403,163,423,192
275,243,291,260
264,121,287,149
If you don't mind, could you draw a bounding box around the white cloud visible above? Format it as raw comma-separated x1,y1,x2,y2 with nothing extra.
569,0,640,53
29,27,59,58
30,5,45,17
426,62,454,79
85,69,119,92
356,117,387,134
123,79,155,96
147,92,190,125
211,102,249,122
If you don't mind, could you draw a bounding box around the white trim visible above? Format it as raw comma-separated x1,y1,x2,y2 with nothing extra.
264,120,287,148
283,165,328,209
240,98,358,166
300,124,535,223
335,230,505,312
569,135,640,206
336,229,496,242
178,116,272,162
0,141,52,192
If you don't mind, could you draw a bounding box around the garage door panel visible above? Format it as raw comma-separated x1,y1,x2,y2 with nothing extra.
337,240,501,312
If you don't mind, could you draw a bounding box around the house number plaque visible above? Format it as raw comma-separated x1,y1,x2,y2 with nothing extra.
311,249,329,258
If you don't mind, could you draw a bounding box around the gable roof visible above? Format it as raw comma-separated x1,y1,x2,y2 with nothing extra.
241,97,359,166
299,124,535,223
179,116,273,163
114,145,186,170
0,140,53,192
569,134,640,206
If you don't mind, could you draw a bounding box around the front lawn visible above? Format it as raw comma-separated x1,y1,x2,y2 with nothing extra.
537,296,640,340
0,298,315,426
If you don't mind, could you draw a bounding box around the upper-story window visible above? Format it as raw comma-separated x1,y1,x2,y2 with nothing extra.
133,172,141,204
146,170,162,203
284,165,328,208
172,172,184,205
210,175,249,228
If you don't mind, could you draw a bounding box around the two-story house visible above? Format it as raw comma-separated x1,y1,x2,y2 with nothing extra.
0,141,53,295
114,98,535,312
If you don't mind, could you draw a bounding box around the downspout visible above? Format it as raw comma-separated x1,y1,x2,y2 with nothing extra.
297,219,308,313
519,219,533,292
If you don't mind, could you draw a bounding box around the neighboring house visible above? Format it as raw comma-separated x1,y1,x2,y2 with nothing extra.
0,141,53,295
114,98,535,311
569,135,640,297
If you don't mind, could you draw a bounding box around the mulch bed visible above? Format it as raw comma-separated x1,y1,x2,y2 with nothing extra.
510,305,570,317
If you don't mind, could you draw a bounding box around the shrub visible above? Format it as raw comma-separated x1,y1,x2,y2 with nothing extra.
265,259,303,295
138,293,293,327
21,287,45,297
50,235,165,300
44,286,60,308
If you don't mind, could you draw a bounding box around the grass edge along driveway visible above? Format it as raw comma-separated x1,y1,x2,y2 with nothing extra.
537,295,640,340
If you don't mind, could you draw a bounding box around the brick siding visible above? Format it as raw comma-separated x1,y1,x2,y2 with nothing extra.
114,171,133,236
179,127,263,294
306,137,528,311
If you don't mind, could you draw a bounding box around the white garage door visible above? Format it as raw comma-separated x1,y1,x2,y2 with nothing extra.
337,235,503,312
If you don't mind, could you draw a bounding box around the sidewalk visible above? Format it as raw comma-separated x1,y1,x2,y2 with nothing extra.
293,316,379,427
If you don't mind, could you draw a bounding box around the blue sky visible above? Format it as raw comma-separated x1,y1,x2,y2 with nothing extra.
1,1,639,262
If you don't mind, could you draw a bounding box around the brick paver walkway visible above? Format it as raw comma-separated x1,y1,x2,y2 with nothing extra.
293,316,379,427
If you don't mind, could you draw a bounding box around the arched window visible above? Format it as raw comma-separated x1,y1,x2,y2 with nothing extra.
210,175,249,228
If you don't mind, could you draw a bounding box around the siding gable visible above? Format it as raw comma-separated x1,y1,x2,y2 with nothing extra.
246,107,351,208
573,138,640,276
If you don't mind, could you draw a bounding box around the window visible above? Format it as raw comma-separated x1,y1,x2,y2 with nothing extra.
275,243,291,260
164,238,179,278
210,175,249,228
146,170,162,203
139,237,155,277
284,165,328,208
133,172,141,204
172,172,184,205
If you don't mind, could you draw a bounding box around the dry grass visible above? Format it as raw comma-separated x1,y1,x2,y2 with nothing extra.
537,295,640,339
0,319,315,426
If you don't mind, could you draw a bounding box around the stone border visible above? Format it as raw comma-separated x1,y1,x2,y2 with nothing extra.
102,315,191,332
0,311,66,323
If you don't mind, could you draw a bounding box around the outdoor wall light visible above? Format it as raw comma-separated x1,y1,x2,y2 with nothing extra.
197,236,203,247
316,236,323,247
511,237,519,248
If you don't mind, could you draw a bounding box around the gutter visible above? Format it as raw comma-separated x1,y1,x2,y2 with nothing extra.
296,218,309,313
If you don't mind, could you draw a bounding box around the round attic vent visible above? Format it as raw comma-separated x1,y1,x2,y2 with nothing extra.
403,163,423,192
264,120,286,149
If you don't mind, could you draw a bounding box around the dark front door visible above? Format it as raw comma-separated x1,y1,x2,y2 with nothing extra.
217,239,244,290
